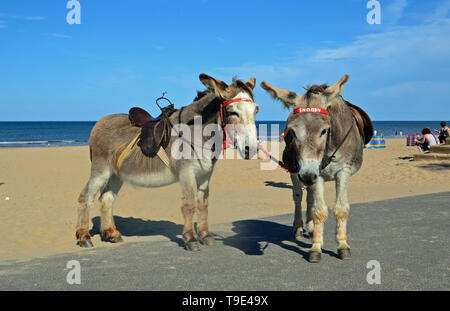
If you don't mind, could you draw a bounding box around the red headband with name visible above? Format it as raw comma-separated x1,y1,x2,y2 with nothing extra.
293,107,329,116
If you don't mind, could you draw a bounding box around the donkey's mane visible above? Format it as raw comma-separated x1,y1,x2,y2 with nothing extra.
231,77,255,100
179,89,219,122
193,90,212,102
192,77,254,103
300,83,351,116
180,78,254,125
303,84,329,99
300,83,373,144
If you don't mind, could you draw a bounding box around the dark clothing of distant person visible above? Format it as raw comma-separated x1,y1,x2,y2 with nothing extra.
436,122,450,143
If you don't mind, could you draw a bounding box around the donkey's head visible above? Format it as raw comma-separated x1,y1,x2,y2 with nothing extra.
261,75,349,186
199,73,259,160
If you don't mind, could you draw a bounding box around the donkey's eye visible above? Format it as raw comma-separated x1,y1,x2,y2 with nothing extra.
320,129,328,137
228,112,240,118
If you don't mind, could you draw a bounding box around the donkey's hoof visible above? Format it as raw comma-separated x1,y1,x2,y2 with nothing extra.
293,228,303,241
185,240,201,251
78,239,94,248
338,248,352,260
294,231,303,241
309,251,322,263
110,236,124,244
203,236,215,246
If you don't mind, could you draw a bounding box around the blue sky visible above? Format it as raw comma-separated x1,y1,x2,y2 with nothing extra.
0,0,449,121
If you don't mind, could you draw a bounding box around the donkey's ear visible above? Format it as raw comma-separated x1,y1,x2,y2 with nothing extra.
260,81,298,109
199,73,231,98
245,78,256,90
324,75,349,98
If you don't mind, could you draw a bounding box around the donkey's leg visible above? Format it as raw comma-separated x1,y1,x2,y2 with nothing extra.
332,169,352,260
179,170,200,251
196,178,214,246
291,174,304,241
99,174,123,243
305,185,315,238
76,166,111,248
309,176,328,263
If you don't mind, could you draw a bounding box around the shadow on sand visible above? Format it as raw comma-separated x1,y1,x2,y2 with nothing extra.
90,216,185,248
264,181,292,190
222,219,339,262
397,156,414,161
417,163,450,170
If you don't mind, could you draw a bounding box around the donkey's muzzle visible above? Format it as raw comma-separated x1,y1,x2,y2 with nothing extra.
299,173,318,186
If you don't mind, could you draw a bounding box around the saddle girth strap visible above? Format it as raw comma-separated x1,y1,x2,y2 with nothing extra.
116,133,170,170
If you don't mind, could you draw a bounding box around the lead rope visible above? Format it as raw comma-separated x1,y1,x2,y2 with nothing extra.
259,120,355,174
320,120,355,171
258,143,290,172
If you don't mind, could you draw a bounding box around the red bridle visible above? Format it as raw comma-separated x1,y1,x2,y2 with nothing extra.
220,98,254,153
293,107,329,116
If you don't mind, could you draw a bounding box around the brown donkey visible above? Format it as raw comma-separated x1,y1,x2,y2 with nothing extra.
77,74,259,251
261,75,373,263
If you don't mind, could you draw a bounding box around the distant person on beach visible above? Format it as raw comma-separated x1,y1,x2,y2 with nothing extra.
374,130,377,136
415,127,437,152
434,121,449,143
399,131,403,137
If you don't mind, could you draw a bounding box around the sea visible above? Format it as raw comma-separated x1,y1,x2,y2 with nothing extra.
0,121,445,148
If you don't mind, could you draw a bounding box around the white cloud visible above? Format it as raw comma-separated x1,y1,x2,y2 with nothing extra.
311,19,450,61
152,45,165,51
10,15,46,21
217,9,450,82
216,36,226,44
213,2,450,120
41,33,72,39
0,13,45,29
367,81,450,120
0,13,46,20
371,80,450,97
216,64,296,81
383,0,408,25
427,0,450,21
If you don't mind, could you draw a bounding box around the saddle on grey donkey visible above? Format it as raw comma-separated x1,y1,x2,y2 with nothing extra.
128,105,177,158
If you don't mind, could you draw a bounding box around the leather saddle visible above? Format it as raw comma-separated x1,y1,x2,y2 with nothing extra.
128,105,176,158
345,101,374,145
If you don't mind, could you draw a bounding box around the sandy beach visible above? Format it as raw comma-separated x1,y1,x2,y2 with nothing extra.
0,138,448,264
